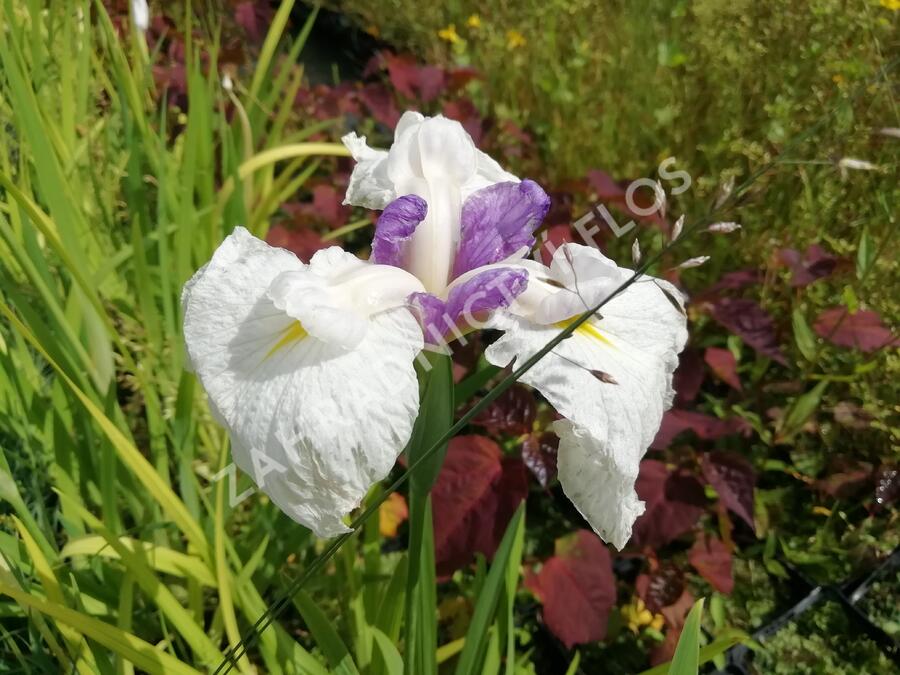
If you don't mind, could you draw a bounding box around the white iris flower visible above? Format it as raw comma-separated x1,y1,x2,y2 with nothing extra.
182,111,687,549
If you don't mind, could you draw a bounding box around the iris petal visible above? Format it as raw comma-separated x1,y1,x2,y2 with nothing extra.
484,243,687,549
409,267,528,344
182,228,425,537
453,179,550,277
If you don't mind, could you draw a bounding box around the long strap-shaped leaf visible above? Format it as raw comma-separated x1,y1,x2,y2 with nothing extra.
0,582,202,675
454,503,526,675
0,300,210,560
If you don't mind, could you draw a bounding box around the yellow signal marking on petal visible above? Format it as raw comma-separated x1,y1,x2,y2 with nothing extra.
555,319,613,347
265,321,308,359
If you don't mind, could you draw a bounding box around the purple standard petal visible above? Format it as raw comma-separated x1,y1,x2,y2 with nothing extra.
452,179,550,277
371,194,427,267
409,267,528,345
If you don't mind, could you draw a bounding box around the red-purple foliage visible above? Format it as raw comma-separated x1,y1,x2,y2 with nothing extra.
689,535,734,594
701,452,755,529
709,298,787,365
431,436,528,576
814,307,898,352
631,460,706,549
525,530,616,648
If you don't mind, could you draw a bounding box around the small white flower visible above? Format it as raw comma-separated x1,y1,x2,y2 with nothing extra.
707,221,741,234
714,175,735,209
131,0,149,33
676,255,710,269
671,214,685,242
653,180,667,218
631,238,641,264
222,73,233,92
838,157,879,171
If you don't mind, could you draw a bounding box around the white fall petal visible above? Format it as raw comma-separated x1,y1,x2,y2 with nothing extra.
485,244,688,549
182,228,425,537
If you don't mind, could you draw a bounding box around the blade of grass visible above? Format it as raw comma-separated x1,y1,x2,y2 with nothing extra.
667,599,704,675
454,504,525,675
292,590,361,675
0,300,210,560
0,582,202,675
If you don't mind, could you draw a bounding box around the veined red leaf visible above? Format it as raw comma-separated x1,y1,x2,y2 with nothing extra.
688,535,733,594
813,307,898,352
701,452,755,529
431,436,528,576
521,432,559,488
673,348,705,406
631,461,706,549
710,298,787,365
525,530,616,648
704,347,742,391
471,384,536,435
651,410,751,450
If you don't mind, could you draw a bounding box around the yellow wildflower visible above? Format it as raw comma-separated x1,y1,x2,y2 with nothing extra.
438,24,461,44
880,0,900,10
379,492,408,537
506,29,526,49
467,14,482,29
621,598,666,634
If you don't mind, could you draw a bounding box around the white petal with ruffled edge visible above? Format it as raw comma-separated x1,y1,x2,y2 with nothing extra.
183,228,425,537
484,244,687,549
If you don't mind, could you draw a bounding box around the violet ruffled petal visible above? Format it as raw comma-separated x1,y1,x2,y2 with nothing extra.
452,179,550,277
409,267,528,345
371,194,427,267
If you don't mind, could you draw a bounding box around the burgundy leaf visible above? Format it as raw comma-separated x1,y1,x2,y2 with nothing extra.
651,410,752,450
631,460,706,549
586,169,626,201
705,268,764,294
637,566,684,613
688,535,733,594
816,466,873,499
234,1,275,43
358,83,401,129
777,244,845,287
585,169,666,227
525,530,616,648
413,64,446,102
704,347,742,391
814,307,898,352
442,98,485,145
701,452,755,528
537,223,580,265
384,52,447,102
673,348,705,406
710,298,787,365
472,384,537,435
445,66,481,92
432,436,528,575
521,432,559,488
383,52,419,98
265,224,328,263
312,185,351,229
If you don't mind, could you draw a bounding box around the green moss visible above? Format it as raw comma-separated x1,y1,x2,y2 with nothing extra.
751,600,894,674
